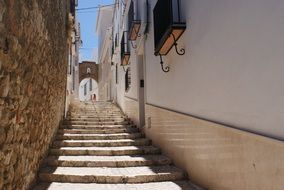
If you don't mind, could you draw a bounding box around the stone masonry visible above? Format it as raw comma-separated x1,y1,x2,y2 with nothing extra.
0,1,70,189
79,61,98,83
32,101,204,190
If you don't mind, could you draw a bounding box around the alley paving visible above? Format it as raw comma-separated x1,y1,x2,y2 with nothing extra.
33,101,203,190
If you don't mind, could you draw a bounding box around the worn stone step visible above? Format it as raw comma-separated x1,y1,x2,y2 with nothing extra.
63,121,131,125
44,155,172,167
60,124,136,130
69,113,123,115
66,118,128,122
68,116,127,119
68,112,123,114
33,181,203,190
68,114,127,117
52,139,151,147
57,127,138,134
39,166,185,183
69,111,122,114
49,146,160,156
66,115,126,120
68,116,125,119
56,133,143,140
69,113,123,116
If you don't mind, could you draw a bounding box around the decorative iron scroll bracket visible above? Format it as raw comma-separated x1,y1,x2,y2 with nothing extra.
122,65,127,72
159,54,170,73
171,33,185,55
130,41,137,49
133,25,141,38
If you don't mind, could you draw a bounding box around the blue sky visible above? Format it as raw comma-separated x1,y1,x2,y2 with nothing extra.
77,0,114,62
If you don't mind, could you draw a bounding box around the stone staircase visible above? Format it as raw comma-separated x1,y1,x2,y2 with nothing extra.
33,101,203,190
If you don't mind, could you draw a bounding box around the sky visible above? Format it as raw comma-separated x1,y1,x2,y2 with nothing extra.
77,0,114,62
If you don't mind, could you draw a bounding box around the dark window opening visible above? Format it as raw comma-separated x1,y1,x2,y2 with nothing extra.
84,83,87,95
153,0,186,55
116,64,118,84
128,0,141,41
89,78,92,91
125,67,131,91
121,32,130,66
72,67,75,90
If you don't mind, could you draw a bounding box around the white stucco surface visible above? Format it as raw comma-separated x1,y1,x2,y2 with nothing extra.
143,0,284,139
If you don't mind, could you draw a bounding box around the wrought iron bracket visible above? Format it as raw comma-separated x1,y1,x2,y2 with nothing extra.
130,41,137,49
122,65,127,72
171,33,185,55
133,25,141,38
159,54,170,73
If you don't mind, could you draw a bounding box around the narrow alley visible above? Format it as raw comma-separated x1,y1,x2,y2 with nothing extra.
33,101,201,189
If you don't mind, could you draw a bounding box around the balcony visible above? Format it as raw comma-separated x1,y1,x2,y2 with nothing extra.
153,0,186,56
121,32,130,66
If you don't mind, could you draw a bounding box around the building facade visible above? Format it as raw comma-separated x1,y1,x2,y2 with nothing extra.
96,5,115,101
98,0,284,189
78,61,99,101
65,0,81,115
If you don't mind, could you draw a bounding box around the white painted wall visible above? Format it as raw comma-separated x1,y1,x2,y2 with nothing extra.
143,0,284,139
79,78,98,101
96,6,114,62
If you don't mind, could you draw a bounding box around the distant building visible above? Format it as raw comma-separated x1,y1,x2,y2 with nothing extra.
78,61,98,101
96,5,114,101
65,1,82,116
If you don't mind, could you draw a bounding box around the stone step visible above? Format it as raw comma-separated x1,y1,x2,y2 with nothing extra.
69,111,122,114
68,116,125,119
69,111,122,113
58,127,138,134
67,116,127,120
69,112,122,114
52,139,151,147
33,181,202,190
63,121,131,125
39,166,185,183
44,155,171,167
56,133,143,140
66,118,128,122
68,115,125,118
49,146,160,156
60,124,135,130
69,112,123,115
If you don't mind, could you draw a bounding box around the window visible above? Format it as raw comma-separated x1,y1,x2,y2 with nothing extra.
153,0,186,55
121,32,130,66
128,0,141,41
116,64,118,84
87,67,91,74
72,68,75,90
89,78,92,91
84,83,87,95
115,33,118,47
68,50,72,75
125,67,131,91
111,41,115,59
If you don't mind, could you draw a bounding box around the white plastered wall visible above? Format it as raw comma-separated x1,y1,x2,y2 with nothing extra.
144,0,284,140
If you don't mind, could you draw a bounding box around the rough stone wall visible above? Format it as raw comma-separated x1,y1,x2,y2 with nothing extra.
0,0,69,189
79,61,98,83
